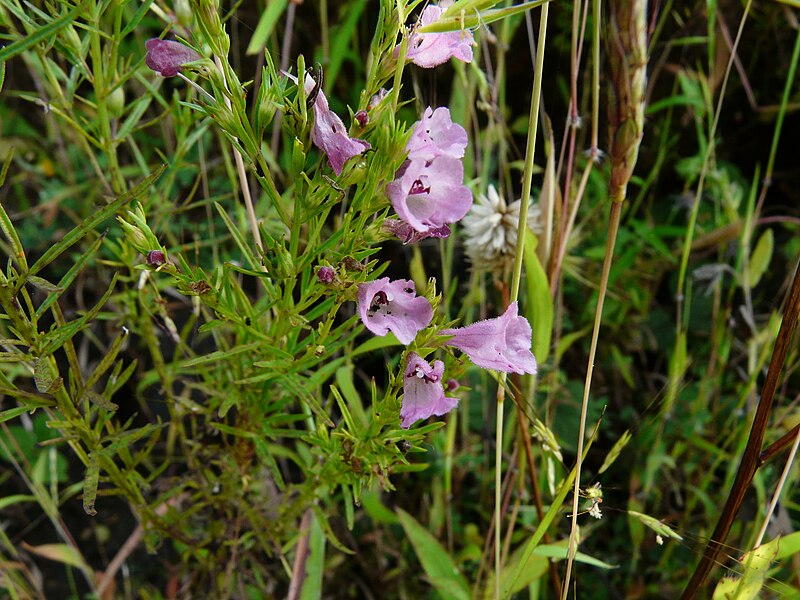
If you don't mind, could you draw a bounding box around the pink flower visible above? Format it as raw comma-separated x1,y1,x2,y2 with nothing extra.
357,278,433,345
386,158,472,233
406,107,467,163
300,74,370,175
400,1,474,69
440,302,537,374
145,39,201,77
400,352,459,428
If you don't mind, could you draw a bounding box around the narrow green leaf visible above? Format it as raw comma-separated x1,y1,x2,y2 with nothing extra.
29,166,166,277
0,494,36,511
598,429,632,474
0,187,29,273
84,391,118,412
627,510,683,541
299,510,326,600
35,232,105,318
245,0,289,55
335,366,368,428
0,0,86,63
423,0,551,32
119,0,156,37
0,406,32,424
41,273,118,355
214,202,261,271
311,505,354,555
523,230,553,363
22,543,89,571
83,452,99,516
396,508,470,600
747,229,773,289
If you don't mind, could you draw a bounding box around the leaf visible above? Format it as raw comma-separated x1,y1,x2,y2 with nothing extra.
21,543,89,571
0,0,86,63
598,429,632,474
627,510,683,541
299,510,326,600
523,230,553,363
422,0,551,32
33,356,57,393
712,536,779,600
29,165,166,277
245,0,289,55
747,229,773,289
396,508,470,600
84,391,118,412
83,452,99,516
311,505,354,555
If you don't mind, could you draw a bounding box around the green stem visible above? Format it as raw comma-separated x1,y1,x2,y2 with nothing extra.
495,4,549,598
561,199,622,600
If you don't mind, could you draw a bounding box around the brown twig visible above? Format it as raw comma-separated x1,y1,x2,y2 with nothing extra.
680,259,800,598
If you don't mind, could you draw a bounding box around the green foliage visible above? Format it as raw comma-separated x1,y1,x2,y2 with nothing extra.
1,0,799,597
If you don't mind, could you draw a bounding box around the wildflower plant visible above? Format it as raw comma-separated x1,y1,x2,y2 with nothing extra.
2,0,800,597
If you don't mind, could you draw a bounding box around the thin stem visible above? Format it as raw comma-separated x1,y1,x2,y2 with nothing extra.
561,199,623,600
492,5,549,598
494,385,503,600
753,427,800,548
680,259,800,597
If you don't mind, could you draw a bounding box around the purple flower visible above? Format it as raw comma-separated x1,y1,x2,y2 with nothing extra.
399,1,475,69
317,266,336,284
386,158,472,233
383,219,451,244
357,278,433,345
145,39,201,77
400,352,459,428
406,107,468,163
146,250,166,266
301,74,370,175
440,302,537,374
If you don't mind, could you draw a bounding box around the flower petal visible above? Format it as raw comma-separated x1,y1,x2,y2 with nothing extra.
357,278,433,345
441,302,537,374
398,3,475,69
406,106,468,163
387,157,472,233
400,353,459,428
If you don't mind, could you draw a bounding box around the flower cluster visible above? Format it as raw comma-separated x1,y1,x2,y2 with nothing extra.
386,107,472,241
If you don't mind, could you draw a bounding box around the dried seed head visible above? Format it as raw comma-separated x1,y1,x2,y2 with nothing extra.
606,0,648,203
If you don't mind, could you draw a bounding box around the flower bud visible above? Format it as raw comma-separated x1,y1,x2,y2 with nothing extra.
316,266,335,284
107,86,126,118
354,110,368,127
146,250,166,266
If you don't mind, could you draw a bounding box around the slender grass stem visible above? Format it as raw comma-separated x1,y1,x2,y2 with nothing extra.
561,199,622,599
494,4,549,598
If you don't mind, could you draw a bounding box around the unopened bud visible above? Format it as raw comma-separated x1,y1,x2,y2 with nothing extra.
146,250,166,266
354,110,368,127
316,266,335,284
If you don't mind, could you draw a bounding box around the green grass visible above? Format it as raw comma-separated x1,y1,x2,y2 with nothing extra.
1,0,799,598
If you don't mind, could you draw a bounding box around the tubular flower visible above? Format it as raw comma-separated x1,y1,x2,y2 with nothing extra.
386,158,472,234
406,106,468,163
145,39,201,77
400,353,459,428
400,0,474,68
357,278,433,345
440,302,537,374
297,74,370,175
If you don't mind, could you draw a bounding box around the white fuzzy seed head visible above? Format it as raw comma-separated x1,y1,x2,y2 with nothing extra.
460,185,542,274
